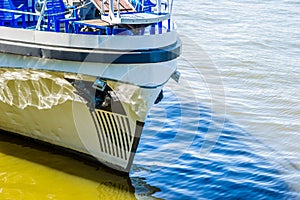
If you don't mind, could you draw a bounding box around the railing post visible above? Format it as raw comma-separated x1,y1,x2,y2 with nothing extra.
117,0,120,18
102,0,104,14
157,0,161,14
108,0,114,19
169,0,173,15
141,0,145,11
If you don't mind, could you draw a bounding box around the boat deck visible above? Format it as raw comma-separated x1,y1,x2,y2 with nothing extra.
92,0,136,13
0,0,172,35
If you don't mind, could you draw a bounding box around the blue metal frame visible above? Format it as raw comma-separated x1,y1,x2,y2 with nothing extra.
44,0,78,32
129,0,156,12
12,0,36,22
0,0,26,28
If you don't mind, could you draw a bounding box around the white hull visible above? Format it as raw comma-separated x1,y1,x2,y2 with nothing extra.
0,68,162,172
0,7,181,172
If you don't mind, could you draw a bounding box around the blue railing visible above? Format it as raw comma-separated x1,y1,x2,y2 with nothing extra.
0,0,26,27
0,0,173,35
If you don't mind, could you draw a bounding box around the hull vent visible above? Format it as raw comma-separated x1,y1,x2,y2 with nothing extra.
94,109,133,160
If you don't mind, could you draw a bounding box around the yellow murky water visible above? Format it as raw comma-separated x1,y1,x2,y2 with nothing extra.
0,132,136,200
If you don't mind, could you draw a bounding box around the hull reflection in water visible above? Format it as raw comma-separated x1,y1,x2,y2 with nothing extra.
0,130,159,199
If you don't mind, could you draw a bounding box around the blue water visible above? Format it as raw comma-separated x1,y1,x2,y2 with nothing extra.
132,90,298,199
130,0,300,199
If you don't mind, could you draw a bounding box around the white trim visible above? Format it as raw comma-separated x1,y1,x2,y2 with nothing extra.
0,26,177,50
0,52,177,88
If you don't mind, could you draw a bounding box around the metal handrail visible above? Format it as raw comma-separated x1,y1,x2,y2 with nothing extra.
0,8,39,15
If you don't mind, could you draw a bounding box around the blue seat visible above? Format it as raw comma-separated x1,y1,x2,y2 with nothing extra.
12,0,36,22
130,0,156,12
112,26,131,35
0,0,26,28
44,0,78,32
142,0,156,12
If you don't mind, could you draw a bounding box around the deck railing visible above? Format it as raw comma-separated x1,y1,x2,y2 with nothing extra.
0,0,175,34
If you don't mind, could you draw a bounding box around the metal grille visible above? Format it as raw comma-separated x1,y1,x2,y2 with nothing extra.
94,109,133,160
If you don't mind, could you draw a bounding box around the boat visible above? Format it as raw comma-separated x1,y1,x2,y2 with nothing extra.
0,0,181,173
